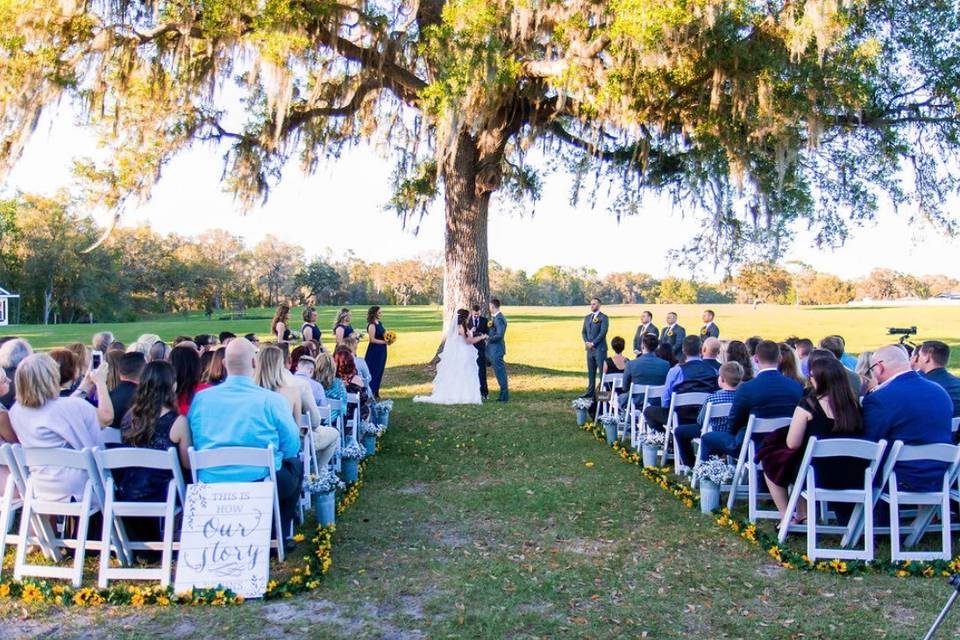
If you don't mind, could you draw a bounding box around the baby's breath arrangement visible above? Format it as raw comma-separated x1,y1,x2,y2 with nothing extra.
692,456,735,485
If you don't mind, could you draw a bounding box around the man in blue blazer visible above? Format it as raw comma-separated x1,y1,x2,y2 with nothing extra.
863,345,953,489
619,334,670,411
699,340,803,460
914,341,960,420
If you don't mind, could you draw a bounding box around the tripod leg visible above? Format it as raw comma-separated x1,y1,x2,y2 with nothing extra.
922,590,959,640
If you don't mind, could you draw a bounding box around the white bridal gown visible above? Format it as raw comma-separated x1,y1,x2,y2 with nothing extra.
414,317,482,405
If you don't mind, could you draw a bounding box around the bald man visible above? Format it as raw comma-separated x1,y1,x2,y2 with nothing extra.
701,337,722,373
187,337,303,546
862,344,953,491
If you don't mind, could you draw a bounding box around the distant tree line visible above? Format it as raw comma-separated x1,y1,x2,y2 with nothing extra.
1,193,956,324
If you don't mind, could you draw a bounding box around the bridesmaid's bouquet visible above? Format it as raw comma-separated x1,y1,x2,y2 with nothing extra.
384,330,397,345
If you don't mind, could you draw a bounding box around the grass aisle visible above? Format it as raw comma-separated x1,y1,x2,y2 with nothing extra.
6,363,960,638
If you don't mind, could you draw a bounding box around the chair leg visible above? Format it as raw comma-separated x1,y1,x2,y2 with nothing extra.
13,488,34,582
161,494,176,588
864,484,875,562
98,495,114,589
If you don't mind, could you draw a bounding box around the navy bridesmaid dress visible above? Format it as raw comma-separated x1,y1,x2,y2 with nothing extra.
365,321,387,397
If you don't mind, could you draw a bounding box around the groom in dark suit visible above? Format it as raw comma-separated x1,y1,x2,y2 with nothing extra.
581,298,609,398
469,304,489,399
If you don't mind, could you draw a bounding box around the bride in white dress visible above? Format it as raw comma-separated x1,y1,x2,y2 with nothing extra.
414,309,488,405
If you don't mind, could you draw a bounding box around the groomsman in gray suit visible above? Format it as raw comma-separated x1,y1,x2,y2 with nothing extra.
581,298,609,398
487,298,509,402
632,310,659,355
700,309,720,339
659,311,686,358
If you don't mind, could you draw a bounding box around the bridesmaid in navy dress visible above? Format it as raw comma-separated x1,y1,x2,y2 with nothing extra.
364,306,388,399
333,308,354,346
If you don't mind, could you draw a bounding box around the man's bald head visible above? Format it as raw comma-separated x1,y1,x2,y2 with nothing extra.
224,337,257,377
702,337,721,359
872,344,911,385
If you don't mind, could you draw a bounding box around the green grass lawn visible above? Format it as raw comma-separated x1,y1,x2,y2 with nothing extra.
2,304,959,638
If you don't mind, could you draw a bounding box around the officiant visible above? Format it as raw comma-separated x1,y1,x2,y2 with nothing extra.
469,304,490,399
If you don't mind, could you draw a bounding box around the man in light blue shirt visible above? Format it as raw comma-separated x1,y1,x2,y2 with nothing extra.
188,338,302,539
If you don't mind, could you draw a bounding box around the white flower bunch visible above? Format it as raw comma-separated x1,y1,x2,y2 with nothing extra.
341,440,368,460
362,421,385,437
376,399,394,412
599,415,621,426
643,431,666,446
304,469,345,494
692,456,735,485
571,397,593,410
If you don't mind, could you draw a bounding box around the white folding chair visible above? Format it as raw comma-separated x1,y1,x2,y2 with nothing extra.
689,402,733,488
0,444,27,572
188,445,285,562
629,384,665,449
725,415,792,520
879,442,960,562
94,447,186,587
594,373,624,422
101,428,123,445
952,417,960,439
776,437,887,561
13,447,109,587
345,393,361,445
317,405,341,472
297,414,316,521
660,392,710,468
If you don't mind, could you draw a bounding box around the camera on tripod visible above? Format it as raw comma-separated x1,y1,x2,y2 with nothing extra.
886,326,918,349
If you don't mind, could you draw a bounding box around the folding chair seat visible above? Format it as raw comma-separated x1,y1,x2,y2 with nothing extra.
776,437,888,561
94,446,186,587
188,445,285,562
725,415,792,520
688,402,732,488
629,384,665,449
101,428,123,445
594,373,624,422
878,442,960,562
660,392,710,468
13,446,113,587
317,405,341,473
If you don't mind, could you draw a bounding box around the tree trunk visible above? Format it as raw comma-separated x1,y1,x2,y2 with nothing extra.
441,130,492,328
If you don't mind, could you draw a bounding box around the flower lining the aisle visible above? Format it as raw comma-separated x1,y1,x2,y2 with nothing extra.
579,421,960,578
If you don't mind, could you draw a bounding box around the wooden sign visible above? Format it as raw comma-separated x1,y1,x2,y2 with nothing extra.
174,482,274,598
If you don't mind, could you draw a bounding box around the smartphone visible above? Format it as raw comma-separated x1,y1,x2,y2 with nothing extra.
91,350,103,368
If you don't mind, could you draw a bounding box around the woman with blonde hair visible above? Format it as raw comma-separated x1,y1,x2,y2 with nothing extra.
8,354,105,502
315,351,346,422
255,344,301,420
855,351,875,395
778,342,806,386
333,308,354,346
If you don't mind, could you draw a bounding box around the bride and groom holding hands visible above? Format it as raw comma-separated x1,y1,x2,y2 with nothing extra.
415,299,509,405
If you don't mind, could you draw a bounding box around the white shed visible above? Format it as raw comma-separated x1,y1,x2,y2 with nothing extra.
0,286,19,326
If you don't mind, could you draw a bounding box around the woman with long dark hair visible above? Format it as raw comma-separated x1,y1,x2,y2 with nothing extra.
271,304,293,351
757,357,865,522
202,347,227,385
170,345,209,415
724,340,754,383
120,361,191,502
364,305,388,399
778,342,805,386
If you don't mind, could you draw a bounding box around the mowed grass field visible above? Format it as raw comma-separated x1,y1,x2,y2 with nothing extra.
2,304,960,639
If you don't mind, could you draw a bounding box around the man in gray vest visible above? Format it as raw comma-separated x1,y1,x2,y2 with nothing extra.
581,298,609,398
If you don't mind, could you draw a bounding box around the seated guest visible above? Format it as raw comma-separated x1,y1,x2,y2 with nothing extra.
758,357,866,521
130,334,161,357
654,343,677,368
49,348,80,397
778,342,805,386
67,350,115,426
820,335,857,371
202,347,227,385
294,356,328,407
244,333,260,346
218,331,236,345
675,361,743,468
194,334,218,354
316,352,347,422
64,342,91,392
643,336,719,432
699,340,803,461
187,338,301,543
199,349,215,379
795,338,814,375
725,340,754,383
148,340,171,363
701,337,721,372
856,351,876,396
171,345,210,416
109,352,146,429
0,338,32,408
745,336,762,359
603,337,629,375
619,334,670,411
92,331,114,356
334,345,371,422
105,349,125,392
863,345,954,490
9,354,105,502
119,361,192,500
913,341,960,420
0,367,18,444
816,338,862,396
255,345,303,420
109,340,126,352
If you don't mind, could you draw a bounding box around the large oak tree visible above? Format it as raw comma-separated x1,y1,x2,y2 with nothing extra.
1,1,959,319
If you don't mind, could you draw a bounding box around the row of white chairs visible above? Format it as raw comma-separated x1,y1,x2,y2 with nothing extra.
0,442,289,588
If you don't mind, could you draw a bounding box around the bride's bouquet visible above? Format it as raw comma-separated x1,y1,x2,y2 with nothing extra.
384,330,397,345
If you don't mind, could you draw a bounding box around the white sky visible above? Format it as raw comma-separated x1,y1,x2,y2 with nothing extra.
5,105,960,281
